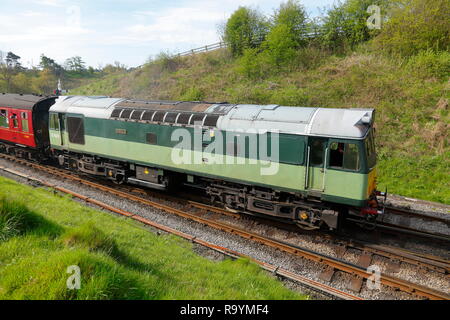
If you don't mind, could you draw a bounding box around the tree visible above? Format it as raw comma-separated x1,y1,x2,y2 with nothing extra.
32,69,57,95
272,0,309,47
64,56,86,73
320,0,389,49
374,0,450,56
102,61,127,74
11,73,32,93
223,6,269,56
0,51,22,92
263,24,298,68
39,54,64,78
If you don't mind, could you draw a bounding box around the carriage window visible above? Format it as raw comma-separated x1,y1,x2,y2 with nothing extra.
49,114,59,131
12,114,19,128
0,110,8,128
67,117,85,145
21,112,29,132
329,142,360,171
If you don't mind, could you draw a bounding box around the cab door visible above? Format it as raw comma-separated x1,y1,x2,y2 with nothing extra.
59,113,67,147
305,137,328,193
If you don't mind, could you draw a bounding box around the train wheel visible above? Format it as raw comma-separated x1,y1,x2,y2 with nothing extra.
114,174,125,185
358,215,377,230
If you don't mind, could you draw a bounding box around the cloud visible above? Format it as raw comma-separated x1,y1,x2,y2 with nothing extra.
0,0,336,68
123,6,223,45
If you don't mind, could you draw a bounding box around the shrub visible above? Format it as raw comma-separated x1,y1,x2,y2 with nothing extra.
406,49,450,80
236,48,268,79
153,51,182,73
374,0,450,56
263,24,298,69
272,0,309,47
320,0,388,49
223,7,269,56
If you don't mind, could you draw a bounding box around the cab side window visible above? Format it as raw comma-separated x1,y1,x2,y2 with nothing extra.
67,117,85,145
0,110,8,128
329,142,360,171
49,114,59,131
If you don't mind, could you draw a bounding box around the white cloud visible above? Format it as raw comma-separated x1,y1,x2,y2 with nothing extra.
123,6,223,45
1,0,335,67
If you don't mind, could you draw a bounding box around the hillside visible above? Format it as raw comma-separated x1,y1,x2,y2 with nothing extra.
70,47,449,204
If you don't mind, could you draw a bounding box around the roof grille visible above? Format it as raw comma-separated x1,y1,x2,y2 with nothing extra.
110,108,220,128
120,109,132,119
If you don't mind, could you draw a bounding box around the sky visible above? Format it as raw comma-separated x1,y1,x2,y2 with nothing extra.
0,0,336,68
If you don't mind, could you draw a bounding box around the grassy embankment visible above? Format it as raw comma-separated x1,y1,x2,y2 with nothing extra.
0,176,305,300
71,47,449,204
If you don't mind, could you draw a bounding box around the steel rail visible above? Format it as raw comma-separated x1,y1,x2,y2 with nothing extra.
385,206,450,226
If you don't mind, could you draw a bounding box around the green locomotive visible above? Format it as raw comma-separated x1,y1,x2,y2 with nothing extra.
48,96,383,230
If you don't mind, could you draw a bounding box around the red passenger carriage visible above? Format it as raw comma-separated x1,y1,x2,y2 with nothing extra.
0,93,56,158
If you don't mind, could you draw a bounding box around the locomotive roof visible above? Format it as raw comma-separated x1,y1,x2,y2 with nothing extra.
50,96,374,139
0,93,52,109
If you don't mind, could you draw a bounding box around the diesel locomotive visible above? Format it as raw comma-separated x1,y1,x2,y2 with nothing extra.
0,93,385,230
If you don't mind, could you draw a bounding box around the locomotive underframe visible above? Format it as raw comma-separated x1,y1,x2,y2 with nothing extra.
51,149,342,230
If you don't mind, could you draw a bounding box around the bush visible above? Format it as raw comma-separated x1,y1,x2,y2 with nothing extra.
153,52,182,73
272,0,309,47
320,0,388,49
236,48,268,79
374,0,450,56
223,7,269,56
406,49,450,80
263,24,298,69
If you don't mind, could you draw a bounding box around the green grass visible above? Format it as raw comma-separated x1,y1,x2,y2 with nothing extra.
70,73,125,96
70,47,449,204
0,176,305,300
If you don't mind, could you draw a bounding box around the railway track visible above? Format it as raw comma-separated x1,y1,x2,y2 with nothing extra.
385,206,450,224
0,153,449,300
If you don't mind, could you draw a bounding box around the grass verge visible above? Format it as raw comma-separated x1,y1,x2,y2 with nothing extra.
0,176,305,300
